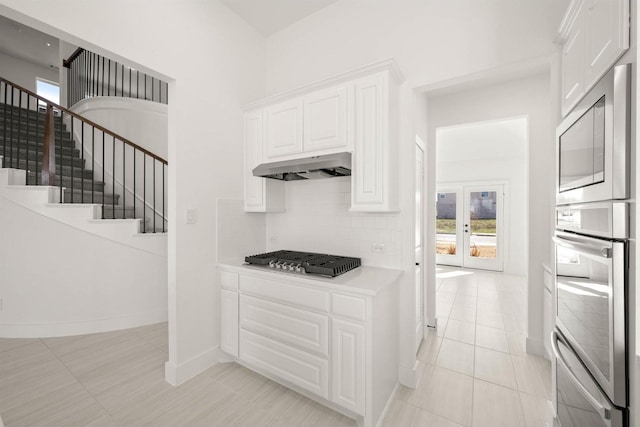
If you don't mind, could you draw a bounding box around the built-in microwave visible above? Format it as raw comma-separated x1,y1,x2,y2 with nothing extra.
556,63,631,205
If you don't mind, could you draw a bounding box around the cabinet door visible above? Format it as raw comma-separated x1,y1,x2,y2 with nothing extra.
584,0,629,90
244,111,266,210
561,1,586,116
265,98,303,158
244,111,285,212
303,85,352,152
331,319,365,415
220,289,239,357
352,73,386,208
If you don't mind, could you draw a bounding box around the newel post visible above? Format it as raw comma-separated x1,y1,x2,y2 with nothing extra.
41,104,56,185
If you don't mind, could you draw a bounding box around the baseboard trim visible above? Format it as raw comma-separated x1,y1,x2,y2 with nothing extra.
398,358,419,388
526,336,546,356
375,382,399,427
0,310,167,338
165,345,218,386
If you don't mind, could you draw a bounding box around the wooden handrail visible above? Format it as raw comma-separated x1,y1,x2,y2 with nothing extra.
62,47,84,69
0,76,167,165
41,105,56,185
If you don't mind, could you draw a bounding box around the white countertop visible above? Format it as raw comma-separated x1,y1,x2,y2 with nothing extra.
218,258,403,296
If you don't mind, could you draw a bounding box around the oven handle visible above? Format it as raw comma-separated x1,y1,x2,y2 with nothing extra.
551,330,611,420
553,235,612,258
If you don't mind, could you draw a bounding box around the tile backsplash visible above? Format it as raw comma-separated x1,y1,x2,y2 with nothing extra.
217,199,266,261
266,177,402,269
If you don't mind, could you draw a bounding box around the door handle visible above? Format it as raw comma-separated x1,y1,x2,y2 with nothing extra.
551,330,611,420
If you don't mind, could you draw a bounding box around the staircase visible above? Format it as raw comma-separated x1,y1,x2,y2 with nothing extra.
0,103,134,219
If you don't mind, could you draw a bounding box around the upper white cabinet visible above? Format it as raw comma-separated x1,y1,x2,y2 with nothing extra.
584,0,629,85
242,60,402,213
352,72,397,211
559,0,629,116
303,85,353,152
561,2,586,116
243,111,285,212
265,98,304,158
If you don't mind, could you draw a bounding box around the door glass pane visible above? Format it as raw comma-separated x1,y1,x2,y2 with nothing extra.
468,191,497,259
436,192,457,255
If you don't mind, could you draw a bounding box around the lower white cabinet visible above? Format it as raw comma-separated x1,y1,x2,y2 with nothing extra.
218,267,397,427
240,329,330,399
331,319,366,414
240,294,329,356
220,288,239,357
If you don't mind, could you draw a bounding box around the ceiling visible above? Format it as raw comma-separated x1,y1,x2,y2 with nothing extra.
0,0,338,71
220,0,339,36
0,14,59,70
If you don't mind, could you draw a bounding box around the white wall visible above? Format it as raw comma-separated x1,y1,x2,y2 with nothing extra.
266,177,402,268
0,50,58,93
427,72,554,353
435,117,528,276
0,192,167,338
263,0,566,383
71,96,167,159
265,0,569,93
0,0,266,385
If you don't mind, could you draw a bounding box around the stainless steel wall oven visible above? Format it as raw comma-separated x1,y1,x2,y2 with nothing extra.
553,63,631,427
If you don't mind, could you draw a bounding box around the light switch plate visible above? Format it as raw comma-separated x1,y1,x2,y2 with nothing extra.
185,208,196,224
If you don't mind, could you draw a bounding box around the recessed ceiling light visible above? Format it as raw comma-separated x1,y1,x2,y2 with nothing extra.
46,42,51,47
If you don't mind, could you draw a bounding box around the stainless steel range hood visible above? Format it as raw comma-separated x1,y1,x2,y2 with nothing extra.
252,152,351,181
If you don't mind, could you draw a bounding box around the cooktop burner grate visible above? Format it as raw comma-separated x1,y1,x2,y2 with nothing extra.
245,250,361,277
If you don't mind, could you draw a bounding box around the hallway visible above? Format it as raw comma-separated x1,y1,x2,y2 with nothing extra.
382,267,553,426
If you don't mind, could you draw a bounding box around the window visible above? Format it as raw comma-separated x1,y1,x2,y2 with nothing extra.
36,78,59,109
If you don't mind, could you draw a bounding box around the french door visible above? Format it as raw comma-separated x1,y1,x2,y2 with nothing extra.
435,184,504,271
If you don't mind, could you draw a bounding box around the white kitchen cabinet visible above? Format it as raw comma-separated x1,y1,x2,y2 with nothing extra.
217,264,399,427
243,111,285,212
240,294,329,356
331,318,366,415
240,329,330,398
351,71,399,212
265,98,304,159
303,85,353,153
242,60,403,213
559,0,629,116
561,1,586,116
584,0,629,88
220,288,239,357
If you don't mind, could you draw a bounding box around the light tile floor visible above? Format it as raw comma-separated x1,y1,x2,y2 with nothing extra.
0,267,554,426
388,266,554,427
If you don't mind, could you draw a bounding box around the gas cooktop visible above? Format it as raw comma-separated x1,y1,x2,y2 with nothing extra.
244,250,361,277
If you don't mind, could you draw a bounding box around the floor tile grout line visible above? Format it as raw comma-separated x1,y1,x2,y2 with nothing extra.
38,331,173,421
39,337,115,419
5,337,109,427
403,398,468,427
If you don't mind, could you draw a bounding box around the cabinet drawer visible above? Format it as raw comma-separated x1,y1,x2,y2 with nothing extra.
332,293,367,322
220,271,239,290
239,329,329,399
240,295,329,356
239,275,330,312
